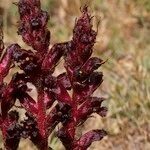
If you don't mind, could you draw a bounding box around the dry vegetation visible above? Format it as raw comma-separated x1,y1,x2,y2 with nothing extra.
0,0,150,150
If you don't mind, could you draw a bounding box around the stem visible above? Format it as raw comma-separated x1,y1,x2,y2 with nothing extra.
36,84,48,149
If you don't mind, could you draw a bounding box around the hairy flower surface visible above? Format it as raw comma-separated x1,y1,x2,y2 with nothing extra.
0,1,107,150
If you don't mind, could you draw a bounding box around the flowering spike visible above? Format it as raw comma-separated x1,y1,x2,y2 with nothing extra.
0,1,107,150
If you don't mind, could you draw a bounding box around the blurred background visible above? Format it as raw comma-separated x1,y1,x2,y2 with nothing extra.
0,0,150,150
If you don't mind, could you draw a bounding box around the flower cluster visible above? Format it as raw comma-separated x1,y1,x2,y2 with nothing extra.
0,0,107,150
